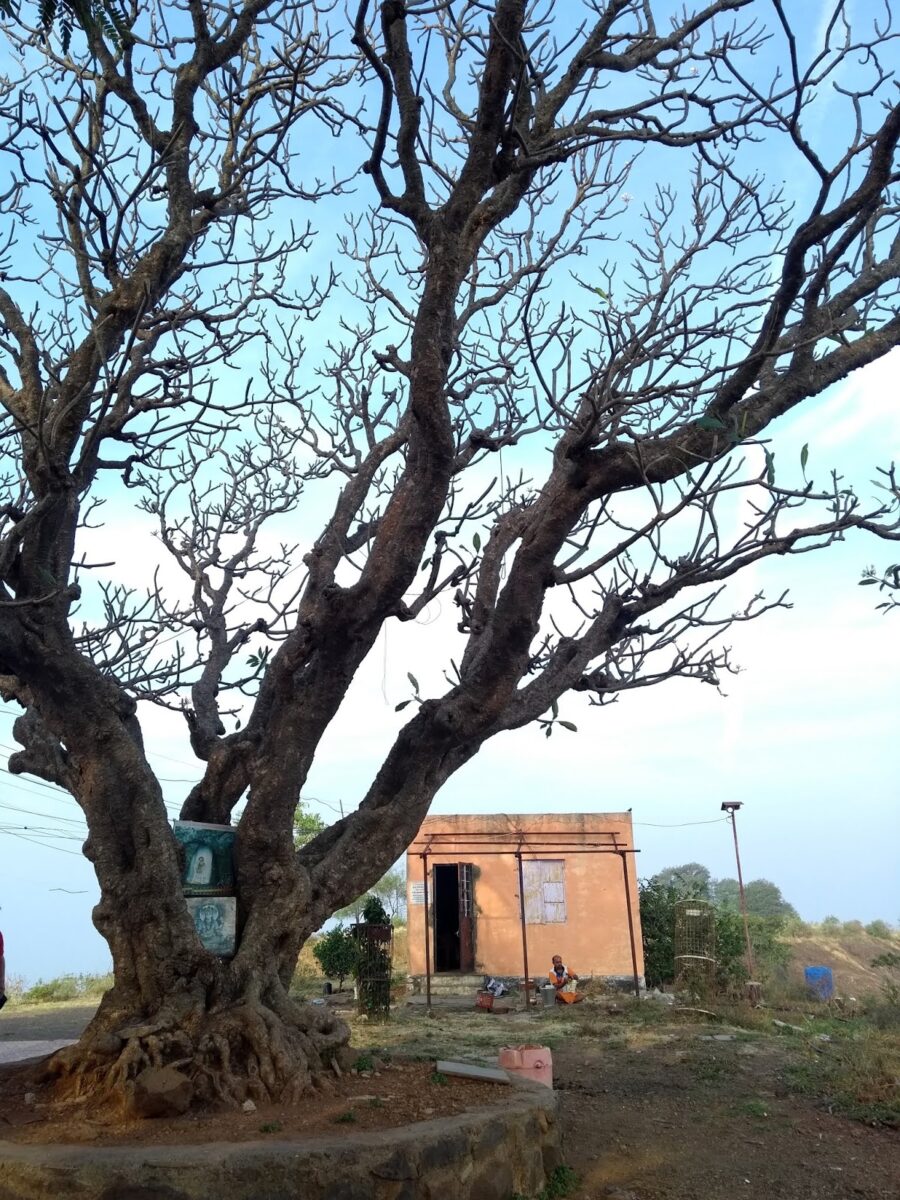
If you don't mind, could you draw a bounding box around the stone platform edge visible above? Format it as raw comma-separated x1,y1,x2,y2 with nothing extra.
0,1077,560,1200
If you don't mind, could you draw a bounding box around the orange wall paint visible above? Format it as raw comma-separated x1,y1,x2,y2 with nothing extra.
406,812,644,980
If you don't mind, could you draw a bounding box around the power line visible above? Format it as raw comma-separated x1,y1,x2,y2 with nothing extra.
0,799,85,826
0,824,83,841
0,826,83,855
632,817,730,828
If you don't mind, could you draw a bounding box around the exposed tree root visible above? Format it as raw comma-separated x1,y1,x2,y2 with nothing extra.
46,994,349,1112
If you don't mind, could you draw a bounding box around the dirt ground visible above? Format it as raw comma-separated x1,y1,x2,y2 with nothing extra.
551,1024,898,1200
1,999,897,1199
0,1054,507,1146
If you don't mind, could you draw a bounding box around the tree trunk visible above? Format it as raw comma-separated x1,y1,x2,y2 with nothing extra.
12,635,350,1111
47,892,349,1109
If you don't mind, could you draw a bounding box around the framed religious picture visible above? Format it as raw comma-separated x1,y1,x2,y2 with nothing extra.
185,896,237,957
172,821,236,896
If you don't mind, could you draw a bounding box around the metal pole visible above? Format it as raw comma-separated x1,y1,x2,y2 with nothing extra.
421,851,432,1010
515,849,531,1009
727,808,755,978
620,851,641,999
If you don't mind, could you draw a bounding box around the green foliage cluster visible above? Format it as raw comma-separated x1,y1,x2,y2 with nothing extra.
639,866,791,991
13,973,113,1005
865,920,893,940
311,925,358,991
512,1165,580,1200
332,867,407,925
292,800,326,849
361,895,390,925
0,0,129,52
355,922,393,1021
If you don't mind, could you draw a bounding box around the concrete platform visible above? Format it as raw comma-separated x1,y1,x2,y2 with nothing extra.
0,1079,560,1200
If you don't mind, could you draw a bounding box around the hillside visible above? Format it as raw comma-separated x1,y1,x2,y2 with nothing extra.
782,930,896,998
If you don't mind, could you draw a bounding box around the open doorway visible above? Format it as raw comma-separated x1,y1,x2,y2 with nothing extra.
432,862,475,972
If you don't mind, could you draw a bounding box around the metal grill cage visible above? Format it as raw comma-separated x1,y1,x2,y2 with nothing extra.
674,899,716,999
355,922,393,1022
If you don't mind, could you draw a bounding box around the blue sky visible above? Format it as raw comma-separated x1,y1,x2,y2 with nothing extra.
2,349,897,984
0,1,898,984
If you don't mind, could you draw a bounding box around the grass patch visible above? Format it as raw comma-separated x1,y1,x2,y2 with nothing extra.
736,1098,770,1119
784,1025,900,1128
430,1071,448,1086
513,1164,580,1200
8,973,113,1006
258,1121,283,1133
333,1110,356,1124
354,1053,375,1072
689,1053,732,1082
367,1096,384,1109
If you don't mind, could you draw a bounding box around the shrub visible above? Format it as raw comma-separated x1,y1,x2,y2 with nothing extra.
865,920,894,940
18,973,113,1005
311,925,358,991
361,895,390,925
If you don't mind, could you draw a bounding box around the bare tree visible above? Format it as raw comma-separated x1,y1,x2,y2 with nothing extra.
0,0,898,1108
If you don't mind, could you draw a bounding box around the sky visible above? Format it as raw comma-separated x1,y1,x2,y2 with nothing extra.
0,1,898,985
2,349,897,984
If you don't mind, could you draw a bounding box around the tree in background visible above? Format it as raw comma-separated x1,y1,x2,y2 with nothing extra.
651,863,712,898
292,802,327,851
334,868,407,925
2,0,899,1108
639,875,748,990
713,877,798,920
646,860,799,989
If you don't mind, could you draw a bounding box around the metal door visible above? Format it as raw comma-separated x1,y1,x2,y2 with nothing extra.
458,862,475,972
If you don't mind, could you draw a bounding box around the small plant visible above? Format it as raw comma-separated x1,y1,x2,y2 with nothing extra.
259,1121,283,1133
334,1110,356,1124
311,925,358,992
430,1070,448,1086
541,1165,580,1199
361,894,390,925
738,1098,769,1118
354,1053,375,1073
691,1055,729,1082
367,1096,384,1109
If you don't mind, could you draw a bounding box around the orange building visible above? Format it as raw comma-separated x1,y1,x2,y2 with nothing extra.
406,812,644,994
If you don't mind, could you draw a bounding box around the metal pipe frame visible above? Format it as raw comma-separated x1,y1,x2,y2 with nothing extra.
412,834,641,1010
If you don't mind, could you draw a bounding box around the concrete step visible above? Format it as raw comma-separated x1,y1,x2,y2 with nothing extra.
409,974,520,997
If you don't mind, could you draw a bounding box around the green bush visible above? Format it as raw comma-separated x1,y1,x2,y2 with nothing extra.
361,895,390,925
311,925,358,991
639,878,790,993
18,973,112,1005
865,920,894,940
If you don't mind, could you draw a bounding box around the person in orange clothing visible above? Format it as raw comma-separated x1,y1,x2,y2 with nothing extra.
549,954,583,1004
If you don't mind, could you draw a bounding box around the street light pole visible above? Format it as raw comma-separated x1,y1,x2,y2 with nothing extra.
721,801,755,980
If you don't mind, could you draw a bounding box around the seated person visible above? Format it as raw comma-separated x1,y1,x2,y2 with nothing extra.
549,954,583,1004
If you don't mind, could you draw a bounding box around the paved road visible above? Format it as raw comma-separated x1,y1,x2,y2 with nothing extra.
0,1004,94,1064
0,1003,95,1044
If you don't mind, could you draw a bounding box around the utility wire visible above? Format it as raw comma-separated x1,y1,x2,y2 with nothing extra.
632,817,730,828
0,826,83,855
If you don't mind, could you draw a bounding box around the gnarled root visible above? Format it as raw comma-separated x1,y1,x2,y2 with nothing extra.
46,994,349,1113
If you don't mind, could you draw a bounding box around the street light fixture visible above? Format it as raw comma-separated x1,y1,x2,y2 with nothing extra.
721,801,755,979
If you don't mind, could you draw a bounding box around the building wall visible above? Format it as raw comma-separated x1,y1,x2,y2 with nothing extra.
406,812,644,982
